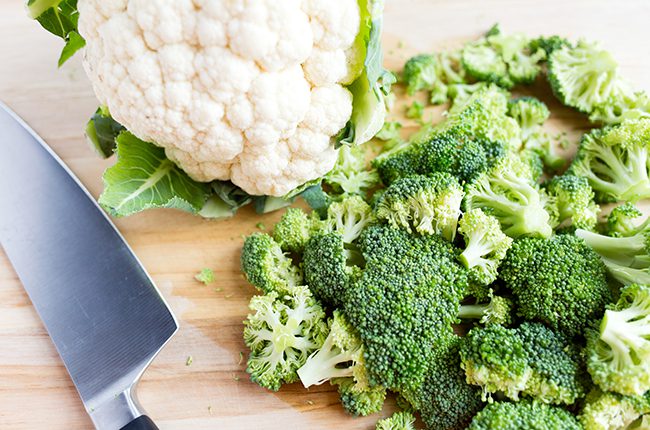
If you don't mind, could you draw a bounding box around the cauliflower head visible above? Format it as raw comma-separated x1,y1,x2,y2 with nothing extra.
76,0,379,196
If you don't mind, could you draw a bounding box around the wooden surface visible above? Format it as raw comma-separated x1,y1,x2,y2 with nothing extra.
1,0,649,428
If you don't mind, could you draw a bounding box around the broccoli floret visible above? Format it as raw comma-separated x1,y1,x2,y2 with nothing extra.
548,40,628,115
244,286,327,391
324,195,374,244
448,82,490,110
272,207,323,254
241,233,303,294
568,119,650,202
464,155,554,239
607,202,644,237
375,411,417,430
462,27,545,89
545,175,600,231
303,232,362,308
586,284,650,396
591,90,650,125
335,378,387,417
519,148,545,182
460,324,530,401
401,336,483,430
325,145,380,197
499,234,611,336
459,291,514,326
461,322,586,404
468,400,582,430
576,221,650,285
406,101,425,120
457,208,514,287
297,310,366,387
402,54,438,96
430,50,468,104
345,224,468,391
375,173,463,241
580,388,650,430
529,35,571,56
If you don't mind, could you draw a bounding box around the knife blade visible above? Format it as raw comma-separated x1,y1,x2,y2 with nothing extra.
0,102,178,430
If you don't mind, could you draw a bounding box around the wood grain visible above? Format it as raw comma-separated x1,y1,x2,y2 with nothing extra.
0,0,649,428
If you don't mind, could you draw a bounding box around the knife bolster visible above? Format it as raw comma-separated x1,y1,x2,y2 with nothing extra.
88,386,146,430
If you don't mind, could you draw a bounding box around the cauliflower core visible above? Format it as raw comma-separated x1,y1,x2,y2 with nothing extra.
78,0,361,196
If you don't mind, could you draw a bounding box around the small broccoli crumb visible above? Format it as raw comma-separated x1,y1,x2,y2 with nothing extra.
256,222,265,230
406,101,424,120
185,356,193,366
194,268,215,285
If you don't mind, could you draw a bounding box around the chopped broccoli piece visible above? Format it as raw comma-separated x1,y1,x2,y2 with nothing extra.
457,208,514,287
345,224,468,390
430,50,468,104
326,145,380,197
241,233,303,294
607,202,644,237
586,284,650,396
548,40,628,115
459,291,514,326
576,220,650,285
297,310,366,388
545,175,600,231
272,207,323,254
324,195,375,244
448,82,490,110
402,54,438,96
580,388,650,430
303,232,362,308
568,119,650,202
500,234,611,336
401,336,483,430
464,155,554,239
468,400,582,430
461,322,586,404
406,100,424,120
375,173,463,241
244,286,327,391
529,35,571,56
336,377,387,417
376,411,417,430
194,268,215,285
462,27,545,89
591,90,650,125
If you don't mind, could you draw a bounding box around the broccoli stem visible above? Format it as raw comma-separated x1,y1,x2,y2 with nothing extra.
601,308,650,360
297,335,357,388
576,229,646,258
458,303,490,320
459,234,493,268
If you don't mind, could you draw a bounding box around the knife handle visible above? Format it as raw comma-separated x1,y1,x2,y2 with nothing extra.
120,415,158,430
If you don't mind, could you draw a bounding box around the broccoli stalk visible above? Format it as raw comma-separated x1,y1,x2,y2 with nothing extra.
586,284,650,396
458,293,514,326
297,310,365,388
325,195,375,244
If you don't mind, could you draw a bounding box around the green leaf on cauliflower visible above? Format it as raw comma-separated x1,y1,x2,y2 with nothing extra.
199,181,253,220
84,106,125,158
28,0,85,66
99,132,211,217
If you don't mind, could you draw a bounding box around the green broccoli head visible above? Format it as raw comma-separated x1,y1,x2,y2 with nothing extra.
548,40,628,114
241,233,303,294
569,119,650,202
402,54,438,95
244,286,328,391
458,290,514,326
303,231,362,308
499,234,611,336
468,400,582,430
297,310,366,388
375,411,417,430
545,174,600,231
325,145,380,197
335,377,387,417
576,221,650,286
580,388,650,430
375,173,463,241
607,202,644,237
272,207,323,254
401,336,483,430
458,208,514,287
460,324,530,401
324,195,375,244
462,28,545,89
344,224,468,391
464,155,554,239
586,284,650,396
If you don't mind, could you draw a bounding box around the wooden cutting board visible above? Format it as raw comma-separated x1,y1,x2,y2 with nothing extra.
1,0,649,428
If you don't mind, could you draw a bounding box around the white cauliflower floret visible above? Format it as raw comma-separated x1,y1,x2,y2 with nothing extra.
78,0,362,196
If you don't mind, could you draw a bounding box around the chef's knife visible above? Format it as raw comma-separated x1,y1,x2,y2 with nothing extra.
0,102,178,430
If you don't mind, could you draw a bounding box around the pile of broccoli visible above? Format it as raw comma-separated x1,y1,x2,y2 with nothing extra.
240,25,650,430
